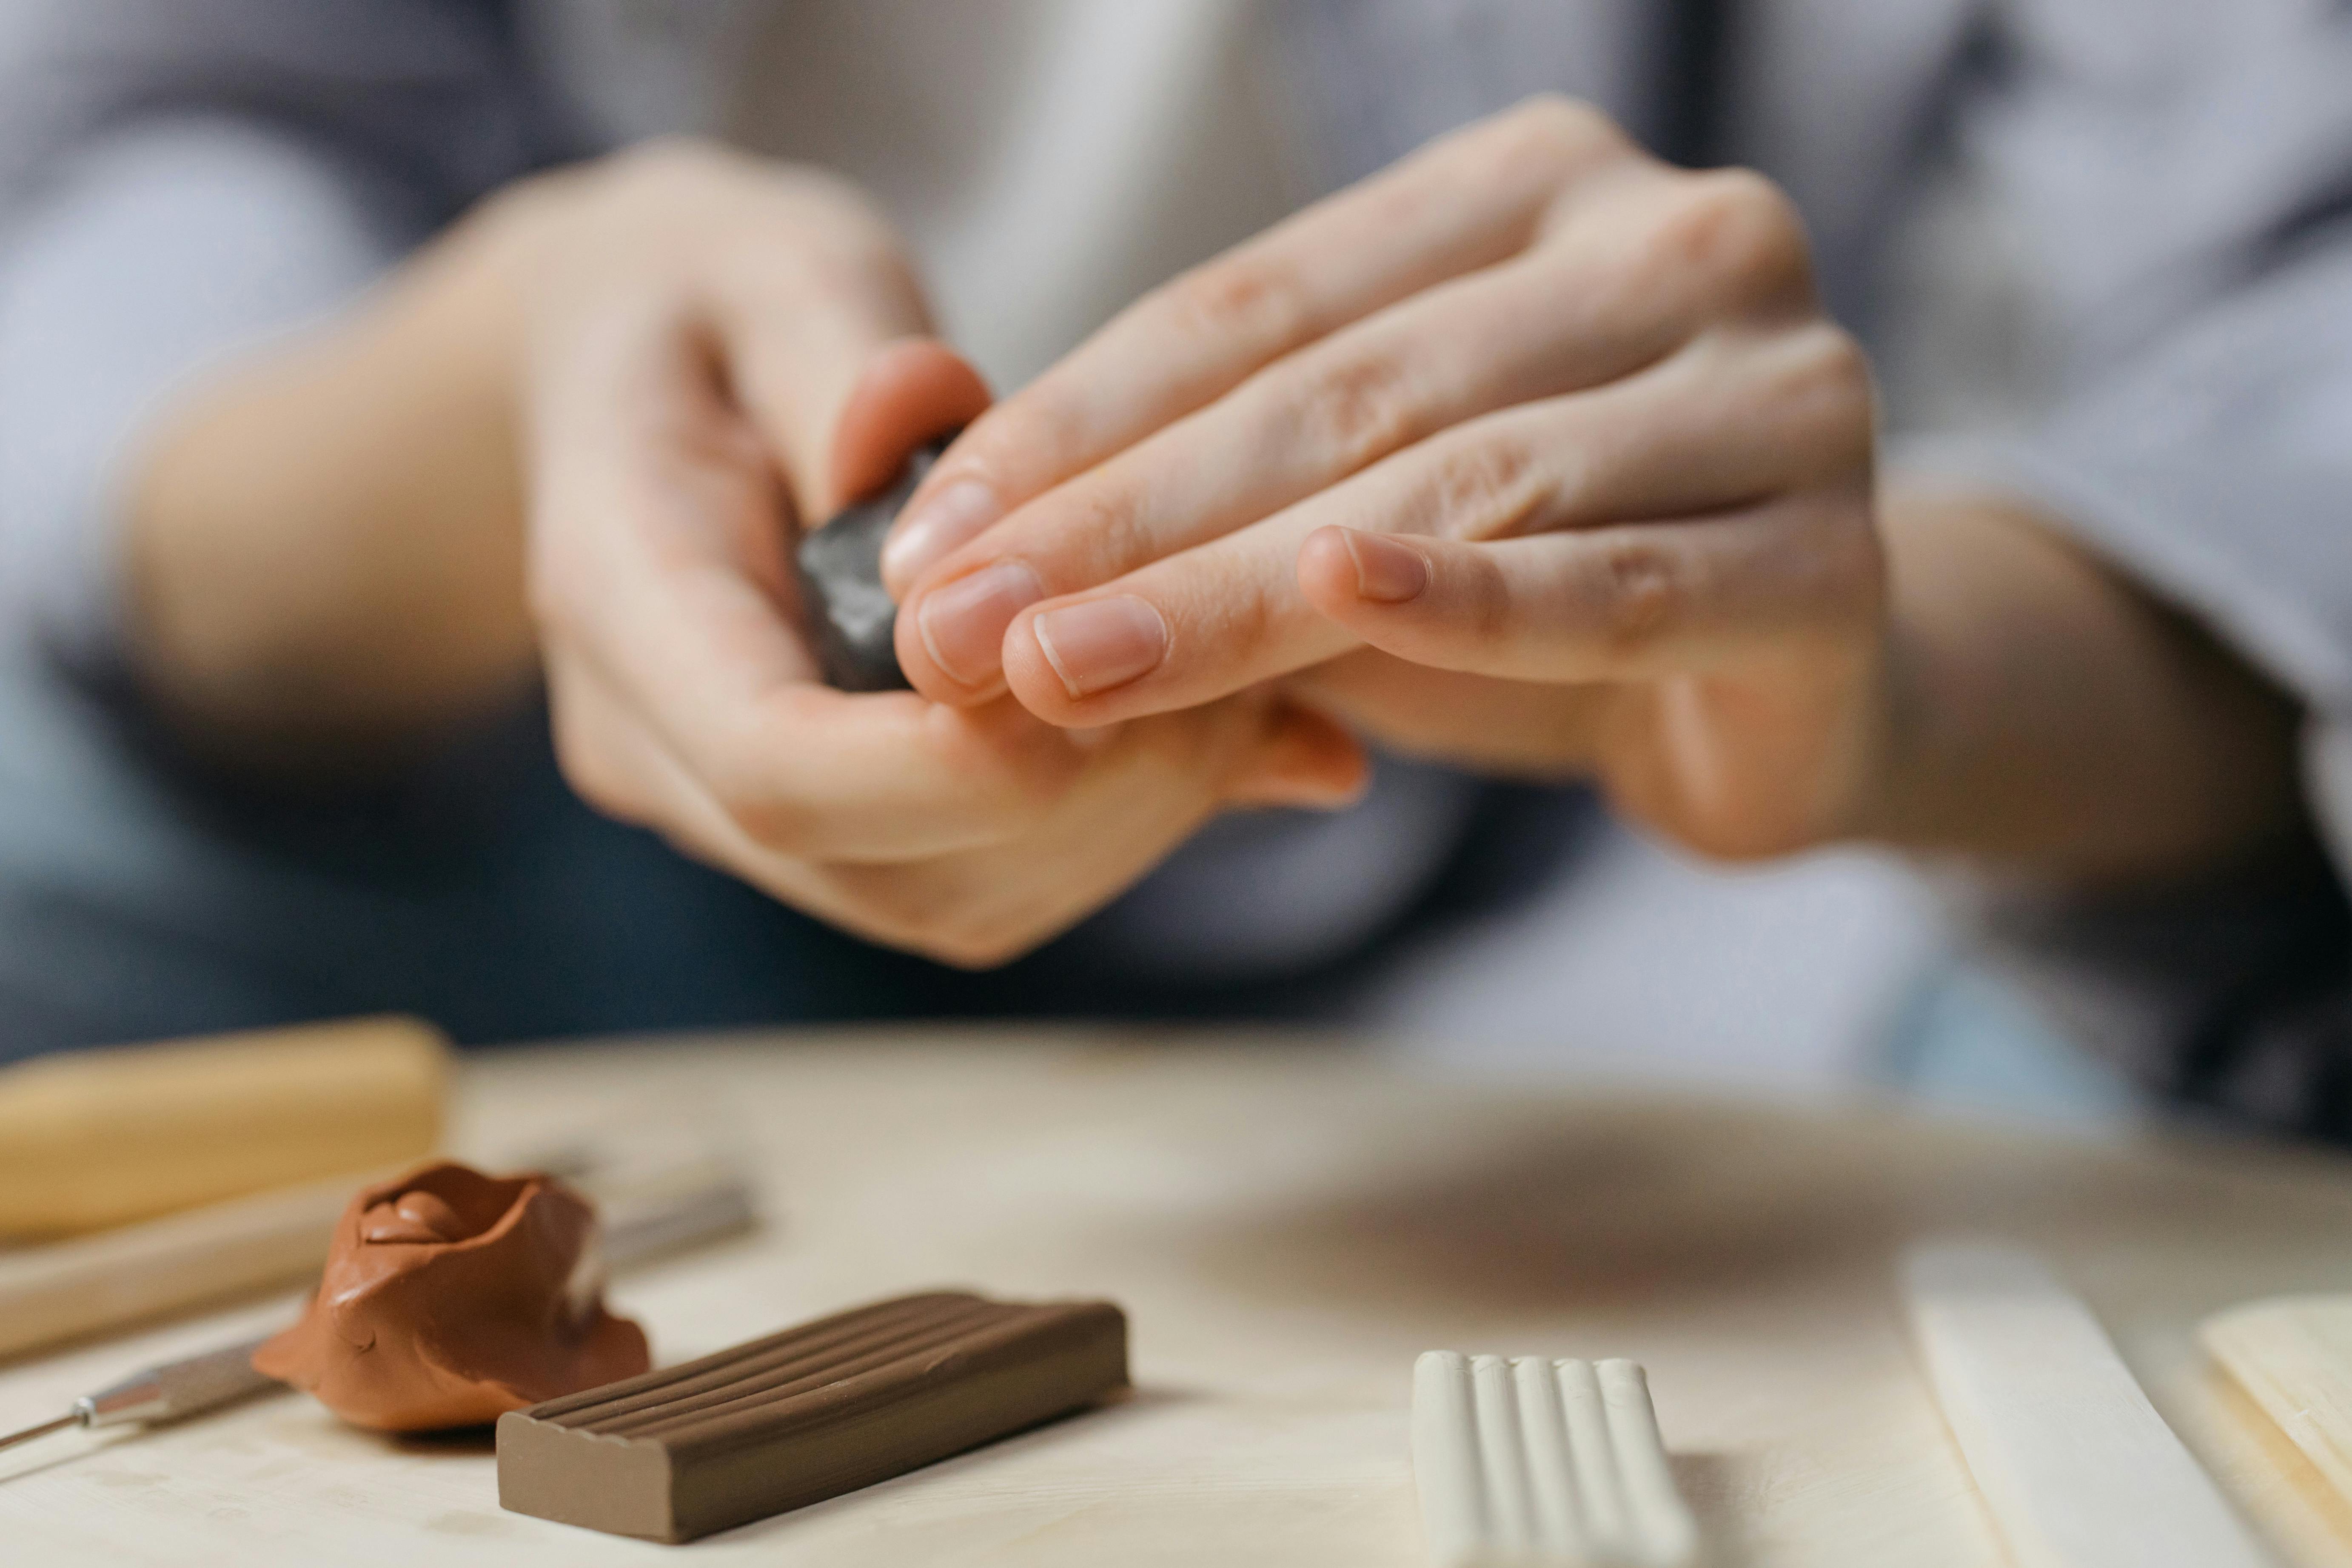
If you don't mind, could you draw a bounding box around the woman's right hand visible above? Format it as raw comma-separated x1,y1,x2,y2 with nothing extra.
510,144,1362,964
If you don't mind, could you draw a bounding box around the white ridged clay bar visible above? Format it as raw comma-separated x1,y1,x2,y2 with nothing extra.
1412,1351,1700,1568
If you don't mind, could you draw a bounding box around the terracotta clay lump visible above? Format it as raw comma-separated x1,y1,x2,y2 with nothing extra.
252,1161,648,1431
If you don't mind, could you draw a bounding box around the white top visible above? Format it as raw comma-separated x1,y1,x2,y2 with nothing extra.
727,0,1301,392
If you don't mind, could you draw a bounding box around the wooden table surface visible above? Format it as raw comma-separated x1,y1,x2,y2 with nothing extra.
6,1027,2352,1565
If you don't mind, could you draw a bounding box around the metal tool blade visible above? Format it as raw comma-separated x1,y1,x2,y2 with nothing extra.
0,1412,77,1453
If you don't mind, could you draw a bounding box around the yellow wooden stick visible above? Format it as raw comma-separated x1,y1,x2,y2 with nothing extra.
0,1017,448,1237
2205,1296,2352,1509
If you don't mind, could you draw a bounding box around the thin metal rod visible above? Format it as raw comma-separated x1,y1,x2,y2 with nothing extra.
0,1412,77,1454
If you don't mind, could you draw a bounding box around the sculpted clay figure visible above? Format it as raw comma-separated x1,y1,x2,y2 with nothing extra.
253,1161,648,1431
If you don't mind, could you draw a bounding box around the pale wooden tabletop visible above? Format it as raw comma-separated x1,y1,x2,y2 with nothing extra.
5,1027,2352,1565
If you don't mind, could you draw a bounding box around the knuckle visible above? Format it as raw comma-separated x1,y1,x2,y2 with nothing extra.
1459,555,1519,653
721,799,810,858
1194,566,1276,664
606,135,732,189
1064,480,1155,579
1159,252,1307,350
1785,326,1878,439
1662,168,1812,299
1492,94,1622,174
957,757,1063,838
1423,432,1545,540
1294,348,1421,469
1746,325,1878,484
823,870,940,952
593,137,761,222
750,225,904,304
1594,537,1684,656
858,881,942,944
1796,325,1873,401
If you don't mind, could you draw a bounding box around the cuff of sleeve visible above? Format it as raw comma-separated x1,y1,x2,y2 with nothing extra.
0,116,417,677
1892,429,2352,718
1950,833,2352,1136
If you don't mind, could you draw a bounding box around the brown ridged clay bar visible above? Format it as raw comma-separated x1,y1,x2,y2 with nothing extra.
496,1289,1129,1542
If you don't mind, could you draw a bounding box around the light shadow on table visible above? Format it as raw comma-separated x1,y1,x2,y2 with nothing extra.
1163,1098,2352,1323
0,1425,134,1488
1673,1452,1755,1568
1178,1102,1904,1317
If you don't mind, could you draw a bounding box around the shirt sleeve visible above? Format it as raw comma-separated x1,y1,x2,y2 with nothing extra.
1903,0,2352,1140
1911,0,2352,713
0,0,553,668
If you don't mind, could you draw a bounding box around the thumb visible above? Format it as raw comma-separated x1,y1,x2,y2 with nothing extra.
698,175,973,523
826,338,994,515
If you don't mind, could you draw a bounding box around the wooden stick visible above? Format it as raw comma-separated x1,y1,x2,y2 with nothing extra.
0,1148,757,1364
0,1176,355,1361
0,1017,448,1237
1903,1241,2274,1568
2204,1295,2352,1509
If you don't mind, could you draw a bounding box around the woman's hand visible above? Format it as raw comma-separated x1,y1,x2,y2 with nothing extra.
882,98,1887,857
131,140,1361,963
517,144,1363,963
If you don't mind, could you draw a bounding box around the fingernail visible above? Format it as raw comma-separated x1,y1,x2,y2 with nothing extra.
882,479,1001,587
1030,596,1169,700
1342,530,1429,603
916,559,1044,686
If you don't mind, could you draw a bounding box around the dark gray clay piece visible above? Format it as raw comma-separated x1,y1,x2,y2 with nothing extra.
793,438,953,692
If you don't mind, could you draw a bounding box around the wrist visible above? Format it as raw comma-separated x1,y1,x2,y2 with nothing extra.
124,186,548,756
